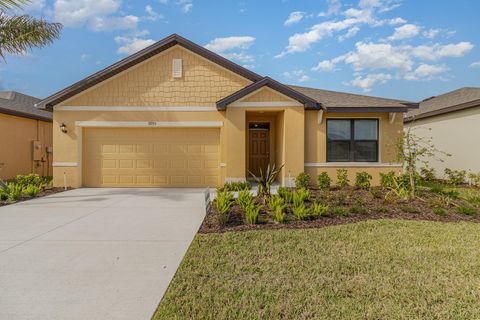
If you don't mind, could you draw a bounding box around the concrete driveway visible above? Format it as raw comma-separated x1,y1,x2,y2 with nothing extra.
0,188,207,320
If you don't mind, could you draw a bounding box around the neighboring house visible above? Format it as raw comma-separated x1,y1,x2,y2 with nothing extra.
36,34,417,188
404,87,480,176
0,91,53,180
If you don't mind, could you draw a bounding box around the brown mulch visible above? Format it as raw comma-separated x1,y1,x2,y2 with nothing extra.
0,187,73,207
199,187,480,234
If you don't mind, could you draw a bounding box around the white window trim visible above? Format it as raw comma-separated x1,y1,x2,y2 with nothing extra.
54,106,218,111
75,121,223,128
52,162,78,167
305,162,402,168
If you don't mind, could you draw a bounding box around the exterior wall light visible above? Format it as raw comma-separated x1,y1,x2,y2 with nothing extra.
60,123,67,133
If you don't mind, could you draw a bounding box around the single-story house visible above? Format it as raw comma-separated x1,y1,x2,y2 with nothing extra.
404,87,480,176
36,34,418,188
0,91,52,180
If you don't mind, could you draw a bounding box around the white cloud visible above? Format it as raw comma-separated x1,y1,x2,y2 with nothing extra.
177,0,193,13
284,11,306,26
222,52,254,63
88,15,138,32
338,26,360,42
423,28,440,39
469,61,480,68
344,41,413,71
204,36,255,53
115,36,156,55
145,5,163,21
404,64,448,80
387,24,420,41
80,53,90,62
283,69,311,83
54,0,138,32
349,73,392,91
312,55,346,72
388,17,406,25
412,42,474,61
318,0,341,17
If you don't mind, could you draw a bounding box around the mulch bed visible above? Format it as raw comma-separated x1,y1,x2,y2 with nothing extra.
199,187,480,234
0,187,72,207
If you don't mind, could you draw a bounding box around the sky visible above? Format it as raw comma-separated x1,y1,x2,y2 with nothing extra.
1,0,479,102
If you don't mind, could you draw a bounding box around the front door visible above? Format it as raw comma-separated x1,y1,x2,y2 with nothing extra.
248,123,270,177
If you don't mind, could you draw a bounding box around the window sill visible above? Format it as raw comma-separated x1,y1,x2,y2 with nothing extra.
305,162,402,168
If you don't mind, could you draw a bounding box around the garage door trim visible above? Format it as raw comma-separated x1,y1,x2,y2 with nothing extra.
75,121,223,128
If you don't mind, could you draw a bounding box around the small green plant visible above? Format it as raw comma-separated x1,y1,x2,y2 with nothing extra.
311,202,329,218
295,172,310,189
433,207,448,216
332,207,348,217
293,205,311,221
420,167,436,181
223,181,251,192
267,195,287,223
15,173,43,188
4,183,23,202
317,172,331,189
293,188,310,208
380,171,396,189
336,169,349,187
22,184,41,197
245,202,262,224
237,189,254,211
466,196,480,208
455,205,477,216
355,171,372,189
370,187,382,199
334,192,348,206
468,172,480,187
277,186,293,204
349,205,368,214
215,189,234,225
374,206,389,213
249,163,284,197
444,168,466,186
400,204,420,214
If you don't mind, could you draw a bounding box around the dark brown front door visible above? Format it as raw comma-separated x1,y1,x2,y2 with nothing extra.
248,123,270,176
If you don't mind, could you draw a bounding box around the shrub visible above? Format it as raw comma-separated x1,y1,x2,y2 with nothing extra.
420,167,436,181
22,184,41,197
380,171,396,189
334,192,348,206
332,207,348,217
3,183,23,202
249,163,283,197
374,206,389,213
468,172,480,187
293,205,311,221
0,188,8,201
237,189,254,211
295,172,310,189
293,188,310,208
455,205,477,216
311,202,329,218
245,202,261,224
400,204,419,213
355,171,372,189
215,189,234,225
349,205,368,214
336,169,349,187
277,187,293,204
268,195,287,223
466,196,480,208
317,172,331,189
223,181,251,192
15,173,43,188
433,207,448,216
444,168,466,185
370,187,382,199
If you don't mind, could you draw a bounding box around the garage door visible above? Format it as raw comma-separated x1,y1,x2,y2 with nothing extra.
83,127,220,187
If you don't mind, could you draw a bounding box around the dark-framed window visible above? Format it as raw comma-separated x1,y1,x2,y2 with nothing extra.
326,119,379,162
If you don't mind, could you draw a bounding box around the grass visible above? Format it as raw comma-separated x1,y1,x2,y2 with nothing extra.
154,220,480,319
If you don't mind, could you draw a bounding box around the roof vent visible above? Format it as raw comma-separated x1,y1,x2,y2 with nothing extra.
172,58,182,78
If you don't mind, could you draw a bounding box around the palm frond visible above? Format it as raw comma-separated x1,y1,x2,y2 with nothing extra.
0,0,29,11
0,12,62,59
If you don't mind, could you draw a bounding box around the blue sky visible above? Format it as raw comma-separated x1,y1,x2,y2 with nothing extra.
2,0,480,101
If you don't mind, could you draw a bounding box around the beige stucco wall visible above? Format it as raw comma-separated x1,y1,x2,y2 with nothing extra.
0,113,52,179
404,106,480,176
304,111,403,186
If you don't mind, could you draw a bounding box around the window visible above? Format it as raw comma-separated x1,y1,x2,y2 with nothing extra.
327,119,378,162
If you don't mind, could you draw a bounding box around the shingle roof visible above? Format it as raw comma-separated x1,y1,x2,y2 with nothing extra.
288,85,417,112
405,87,480,122
0,91,51,121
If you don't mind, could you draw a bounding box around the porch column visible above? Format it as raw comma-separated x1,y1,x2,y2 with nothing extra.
225,107,246,182
282,107,305,186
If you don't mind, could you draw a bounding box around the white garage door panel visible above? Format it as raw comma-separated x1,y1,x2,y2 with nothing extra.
83,128,220,187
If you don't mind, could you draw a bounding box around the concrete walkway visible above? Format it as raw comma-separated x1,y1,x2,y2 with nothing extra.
0,188,206,320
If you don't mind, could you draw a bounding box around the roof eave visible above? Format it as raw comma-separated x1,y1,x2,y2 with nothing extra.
0,106,52,122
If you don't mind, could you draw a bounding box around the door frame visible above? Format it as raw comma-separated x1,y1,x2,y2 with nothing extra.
246,120,275,177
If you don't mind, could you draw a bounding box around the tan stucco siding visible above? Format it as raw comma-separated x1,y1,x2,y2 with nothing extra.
241,87,293,102
404,106,480,175
0,113,52,179
61,45,251,107
304,111,403,186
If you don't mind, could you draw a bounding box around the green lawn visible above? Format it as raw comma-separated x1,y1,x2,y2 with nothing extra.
154,219,480,319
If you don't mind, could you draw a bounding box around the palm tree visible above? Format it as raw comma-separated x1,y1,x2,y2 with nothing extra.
0,0,62,60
